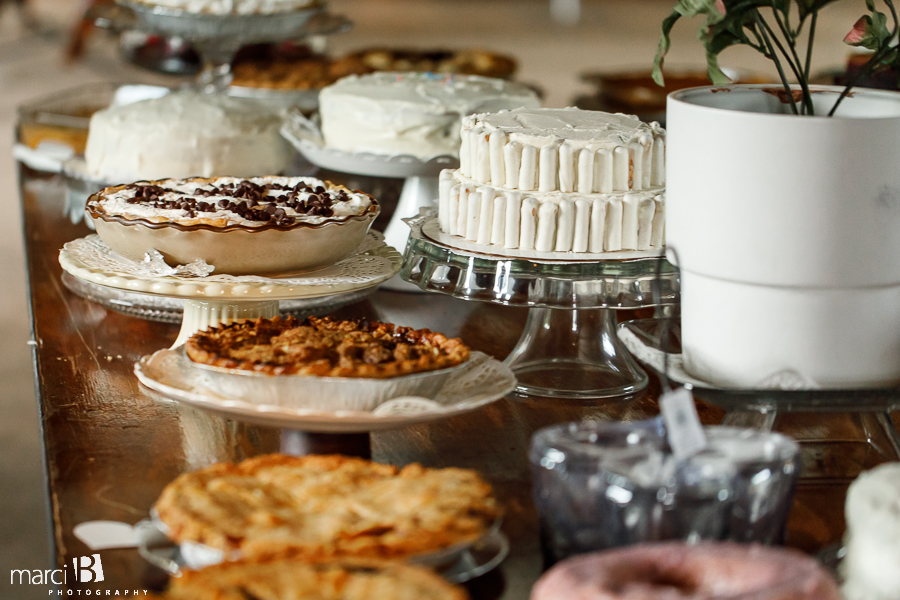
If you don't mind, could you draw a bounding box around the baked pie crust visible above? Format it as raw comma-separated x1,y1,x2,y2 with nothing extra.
154,454,498,561
156,556,469,600
185,316,470,378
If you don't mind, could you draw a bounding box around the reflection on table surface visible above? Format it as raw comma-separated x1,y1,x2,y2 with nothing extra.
19,165,898,597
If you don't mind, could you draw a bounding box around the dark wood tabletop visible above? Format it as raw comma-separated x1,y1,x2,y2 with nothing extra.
20,164,897,598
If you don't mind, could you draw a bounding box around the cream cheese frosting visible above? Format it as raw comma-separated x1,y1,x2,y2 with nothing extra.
132,0,316,14
460,107,665,193
91,176,373,227
318,72,541,159
85,91,293,182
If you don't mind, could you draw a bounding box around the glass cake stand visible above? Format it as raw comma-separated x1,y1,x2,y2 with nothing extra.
93,1,351,91
618,316,900,550
58,231,401,347
401,210,679,399
281,110,458,292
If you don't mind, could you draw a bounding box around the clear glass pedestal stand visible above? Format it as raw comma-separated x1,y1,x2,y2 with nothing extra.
402,211,678,399
281,112,460,292
96,2,351,91
619,316,900,550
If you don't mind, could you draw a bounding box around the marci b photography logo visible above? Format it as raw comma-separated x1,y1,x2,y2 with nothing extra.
10,554,149,595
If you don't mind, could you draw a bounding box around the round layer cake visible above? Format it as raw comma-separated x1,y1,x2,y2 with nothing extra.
438,107,666,254
531,542,842,600
129,0,317,14
318,72,541,159
86,176,377,275
842,463,900,600
84,91,293,182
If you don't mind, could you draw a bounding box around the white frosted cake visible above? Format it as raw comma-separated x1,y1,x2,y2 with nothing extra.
85,91,293,183
318,72,541,159
842,463,900,600
131,0,316,14
438,107,666,253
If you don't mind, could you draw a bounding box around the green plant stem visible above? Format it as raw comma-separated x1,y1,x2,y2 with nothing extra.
804,12,817,82
830,0,900,116
771,8,815,115
828,45,888,116
754,10,800,115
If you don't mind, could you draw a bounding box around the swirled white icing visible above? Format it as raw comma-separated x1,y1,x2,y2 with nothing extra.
318,72,541,159
85,92,293,182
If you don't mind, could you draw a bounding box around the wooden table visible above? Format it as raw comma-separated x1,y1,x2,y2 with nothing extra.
21,163,892,598
21,165,665,598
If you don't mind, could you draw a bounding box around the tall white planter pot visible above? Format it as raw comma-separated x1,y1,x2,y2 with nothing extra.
667,85,900,388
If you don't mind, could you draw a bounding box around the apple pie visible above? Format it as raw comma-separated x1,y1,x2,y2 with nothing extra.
154,454,498,561
156,556,469,600
185,316,470,377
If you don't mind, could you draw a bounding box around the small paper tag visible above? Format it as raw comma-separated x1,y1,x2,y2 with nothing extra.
659,387,707,459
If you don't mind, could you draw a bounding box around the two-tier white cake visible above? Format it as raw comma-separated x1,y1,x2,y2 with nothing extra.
437,107,666,254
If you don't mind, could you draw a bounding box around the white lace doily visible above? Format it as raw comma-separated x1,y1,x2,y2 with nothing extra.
135,349,516,432
59,232,402,300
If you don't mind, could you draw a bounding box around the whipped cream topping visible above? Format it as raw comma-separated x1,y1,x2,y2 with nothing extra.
319,72,541,159
92,177,373,227
85,91,292,182
132,0,316,14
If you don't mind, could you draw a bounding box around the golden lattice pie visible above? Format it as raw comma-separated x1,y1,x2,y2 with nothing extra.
153,556,468,600
185,316,470,377
154,454,498,560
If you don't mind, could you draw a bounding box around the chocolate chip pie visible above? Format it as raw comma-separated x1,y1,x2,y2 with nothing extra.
154,454,498,561
155,556,469,600
86,176,379,275
185,316,470,378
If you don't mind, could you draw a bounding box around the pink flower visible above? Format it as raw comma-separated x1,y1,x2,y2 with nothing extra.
715,0,726,15
844,17,868,44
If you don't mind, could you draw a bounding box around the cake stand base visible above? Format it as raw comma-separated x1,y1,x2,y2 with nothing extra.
173,299,278,348
384,175,439,255
280,430,371,459
380,176,440,292
506,307,649,399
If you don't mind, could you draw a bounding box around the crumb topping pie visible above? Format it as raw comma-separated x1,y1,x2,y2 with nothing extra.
154,454,499,560
155,556,469,600
185,316,470,377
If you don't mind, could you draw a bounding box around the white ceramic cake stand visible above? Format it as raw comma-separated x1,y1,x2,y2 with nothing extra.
58,231,401,348
281,111,458,291
98,1,351,91
402,210,679,399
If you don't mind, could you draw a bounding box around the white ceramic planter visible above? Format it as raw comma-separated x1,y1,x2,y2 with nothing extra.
667,85,900,387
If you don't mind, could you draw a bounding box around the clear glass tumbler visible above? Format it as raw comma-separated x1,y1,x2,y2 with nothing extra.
530,419,800,561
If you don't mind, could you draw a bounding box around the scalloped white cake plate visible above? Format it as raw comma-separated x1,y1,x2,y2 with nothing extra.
280,112,459,179
135,349,516,432
59,231,401,346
